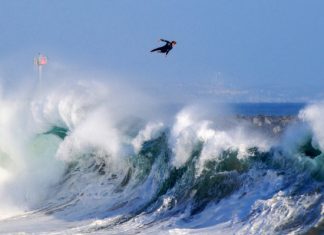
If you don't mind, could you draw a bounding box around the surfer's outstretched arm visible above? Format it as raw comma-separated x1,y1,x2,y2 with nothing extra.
160,39,170,43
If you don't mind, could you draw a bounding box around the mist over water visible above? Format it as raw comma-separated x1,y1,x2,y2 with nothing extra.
0,71,323,234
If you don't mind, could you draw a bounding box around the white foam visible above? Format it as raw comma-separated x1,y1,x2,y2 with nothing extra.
0,72,322,234
299,102,324,151
170,106,272,170
132,121,164,153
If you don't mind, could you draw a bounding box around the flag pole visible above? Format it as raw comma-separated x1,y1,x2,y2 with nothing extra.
38,64,42,86
34,53,47,90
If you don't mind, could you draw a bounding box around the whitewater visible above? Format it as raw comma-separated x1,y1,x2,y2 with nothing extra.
0,75,323,234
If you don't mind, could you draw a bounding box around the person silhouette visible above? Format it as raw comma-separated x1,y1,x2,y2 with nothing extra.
151,39,176,56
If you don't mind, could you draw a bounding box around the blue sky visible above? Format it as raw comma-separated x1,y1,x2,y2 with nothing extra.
0,0,324,102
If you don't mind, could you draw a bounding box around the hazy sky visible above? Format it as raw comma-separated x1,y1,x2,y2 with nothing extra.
0,0,324,102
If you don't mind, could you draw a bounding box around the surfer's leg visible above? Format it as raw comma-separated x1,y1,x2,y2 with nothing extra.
151,47,163,52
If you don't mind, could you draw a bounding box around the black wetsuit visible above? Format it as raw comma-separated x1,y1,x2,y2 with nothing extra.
151,39,174,55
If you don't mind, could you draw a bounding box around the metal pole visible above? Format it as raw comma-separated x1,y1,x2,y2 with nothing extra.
37,64,43,92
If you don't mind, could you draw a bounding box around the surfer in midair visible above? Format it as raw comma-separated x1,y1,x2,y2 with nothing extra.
151,39,176,56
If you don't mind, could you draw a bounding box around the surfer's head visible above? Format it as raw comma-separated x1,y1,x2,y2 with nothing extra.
171,41,176,45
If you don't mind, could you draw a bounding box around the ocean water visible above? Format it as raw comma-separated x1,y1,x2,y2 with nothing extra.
231,103,306,116
0,81,323,235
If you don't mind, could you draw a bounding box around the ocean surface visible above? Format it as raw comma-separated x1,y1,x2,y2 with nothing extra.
0,82,323,235
230,103,306,116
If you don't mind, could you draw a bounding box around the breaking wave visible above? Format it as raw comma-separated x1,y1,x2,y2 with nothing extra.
0,80,323,234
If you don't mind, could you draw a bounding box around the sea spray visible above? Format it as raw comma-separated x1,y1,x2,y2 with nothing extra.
0,79,323,234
